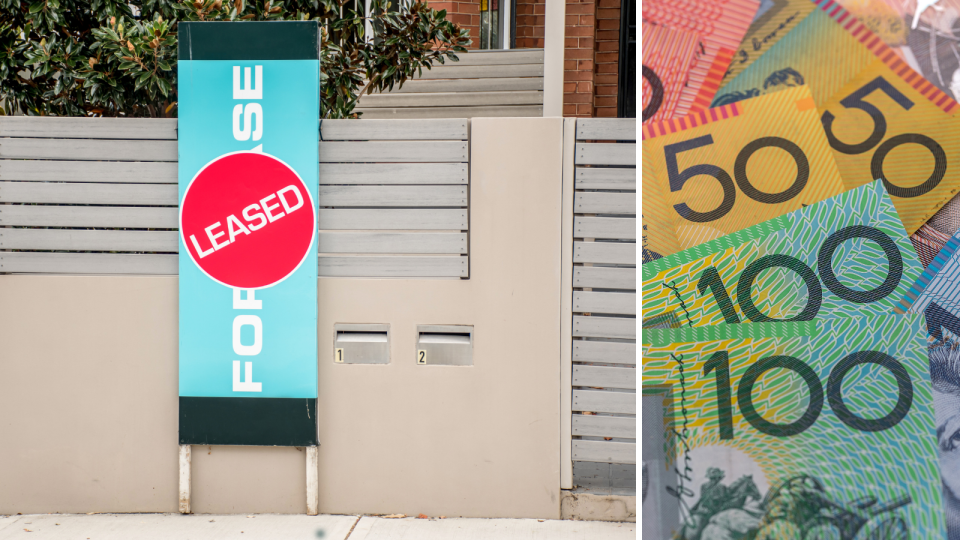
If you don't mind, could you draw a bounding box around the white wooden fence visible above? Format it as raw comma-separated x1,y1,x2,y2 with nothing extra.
562,118,636,489
0,117,470,278
355,50,544,119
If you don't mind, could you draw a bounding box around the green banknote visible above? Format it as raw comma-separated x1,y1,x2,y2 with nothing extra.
641,316,945,539
641,180,924,329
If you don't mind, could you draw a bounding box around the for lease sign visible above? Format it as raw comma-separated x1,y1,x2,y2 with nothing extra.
177,22,319,446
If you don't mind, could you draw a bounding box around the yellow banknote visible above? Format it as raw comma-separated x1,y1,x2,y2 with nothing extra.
641,85,846,261
713,3,877,107
819,57,960,234
641,145,681,264
721,0,816,84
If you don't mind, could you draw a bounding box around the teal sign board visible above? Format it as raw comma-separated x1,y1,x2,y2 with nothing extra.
177,22,319,446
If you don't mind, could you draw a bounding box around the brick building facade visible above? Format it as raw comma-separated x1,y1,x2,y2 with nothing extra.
558,0,622,117
427,1,482,51
426,0,631,118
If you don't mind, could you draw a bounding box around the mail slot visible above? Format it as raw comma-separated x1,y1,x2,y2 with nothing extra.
334,324,390,364
417,325,473,366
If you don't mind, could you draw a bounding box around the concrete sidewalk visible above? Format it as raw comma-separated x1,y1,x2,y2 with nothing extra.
0,514,636,539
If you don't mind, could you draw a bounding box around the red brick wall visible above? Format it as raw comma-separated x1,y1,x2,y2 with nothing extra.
563,0,597,117
427,0,623,116
593,0,620,117
514,0,546,48
430,1,481,49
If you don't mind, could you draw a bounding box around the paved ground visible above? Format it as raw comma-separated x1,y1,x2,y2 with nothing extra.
0,514,635,539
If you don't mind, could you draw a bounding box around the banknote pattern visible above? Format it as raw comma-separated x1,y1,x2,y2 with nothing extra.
642,85,846,261
642,316,946,539
887,229,960,540
911,192,960,264
712,0,960,240
642,180,924,329
644,0,761,116
835,0,960,103
712,2,877,107
642,145,683,264
912,222,953,267
642,0,960,538
716,0,960,111
816,56,960,235
896,229,960,338
643,22,701,123
721,0,816,83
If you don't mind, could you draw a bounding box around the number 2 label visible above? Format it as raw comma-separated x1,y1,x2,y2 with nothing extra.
418,350,427,365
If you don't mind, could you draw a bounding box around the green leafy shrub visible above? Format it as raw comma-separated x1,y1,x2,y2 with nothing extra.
0,0,470,118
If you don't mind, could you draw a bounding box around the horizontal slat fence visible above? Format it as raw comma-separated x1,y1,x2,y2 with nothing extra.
569,118,636,479
0,118,179,275
318,119,469,278
355,50,544,119
0,117,470,278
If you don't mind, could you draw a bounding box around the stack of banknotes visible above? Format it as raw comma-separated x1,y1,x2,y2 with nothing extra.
641,1,960,538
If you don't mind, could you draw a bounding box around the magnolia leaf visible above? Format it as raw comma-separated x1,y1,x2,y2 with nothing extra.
1,0,470,119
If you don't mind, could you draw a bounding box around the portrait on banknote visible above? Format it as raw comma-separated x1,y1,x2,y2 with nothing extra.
642,318,945,539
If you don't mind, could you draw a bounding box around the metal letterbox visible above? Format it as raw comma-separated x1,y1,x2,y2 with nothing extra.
416,325,473,366
334,324,390,364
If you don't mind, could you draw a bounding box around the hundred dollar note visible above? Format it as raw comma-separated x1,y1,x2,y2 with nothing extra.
642,22,700,123
641,180,924,328
643,0,760,117
642,316,946,539
641,85,846,262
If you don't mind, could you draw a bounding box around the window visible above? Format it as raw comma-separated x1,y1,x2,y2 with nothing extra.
480,0,502,49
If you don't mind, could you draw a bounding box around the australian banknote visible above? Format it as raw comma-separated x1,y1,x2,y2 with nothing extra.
837,0,960,250
835,0,960,103
817,48,960,235
713,0,890,106
894,229,960,539
641,85,846,262
897,228,960,342
722,0,816,83
643,0,761,116
643,22,700,123
715,0,960,235
912,190,960,266
718,0,960,105
641,316,945,539
641,180,924,328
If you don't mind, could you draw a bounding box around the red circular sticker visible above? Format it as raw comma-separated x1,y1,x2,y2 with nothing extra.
180,152,316,289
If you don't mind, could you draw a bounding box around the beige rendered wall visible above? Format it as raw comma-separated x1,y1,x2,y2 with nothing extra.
317,117,563,518
0,117,564,518
0,276,181,513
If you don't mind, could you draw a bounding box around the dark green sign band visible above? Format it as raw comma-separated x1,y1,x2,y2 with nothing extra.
179,397,318,446
178,22,320,61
